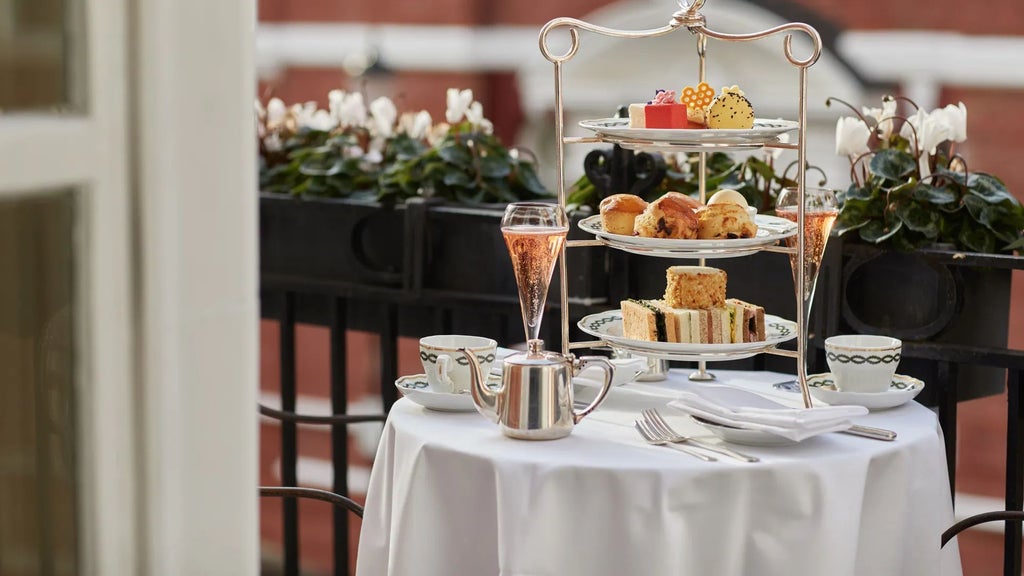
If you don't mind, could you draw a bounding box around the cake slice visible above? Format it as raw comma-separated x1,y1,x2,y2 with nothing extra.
663,266,727,310
627,103,646,128
628,90,689,129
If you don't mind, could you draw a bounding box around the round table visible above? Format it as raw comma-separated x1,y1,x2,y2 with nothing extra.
356,370,962,576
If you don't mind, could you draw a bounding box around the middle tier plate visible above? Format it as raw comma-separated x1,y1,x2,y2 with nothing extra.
578,310,797,361
578,214,796,258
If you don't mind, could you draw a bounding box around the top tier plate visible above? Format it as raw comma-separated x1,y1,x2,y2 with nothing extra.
578,118,798,147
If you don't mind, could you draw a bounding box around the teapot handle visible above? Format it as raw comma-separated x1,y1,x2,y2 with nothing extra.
572,356,615,424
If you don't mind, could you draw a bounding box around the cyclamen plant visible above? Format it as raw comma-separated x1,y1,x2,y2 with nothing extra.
256,88,549,204
830,95,1024,253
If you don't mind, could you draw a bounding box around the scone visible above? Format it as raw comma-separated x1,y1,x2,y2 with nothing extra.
633,192,700,239
697,203,758,239
663,266,727,309
705,86,755,130
599,194,648,235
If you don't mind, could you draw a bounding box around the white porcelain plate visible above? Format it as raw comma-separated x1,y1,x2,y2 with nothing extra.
807,373,925,411
395,373,501,412
577,310,797,361
690,416,798,446
578,118,799,145
578,214,795,259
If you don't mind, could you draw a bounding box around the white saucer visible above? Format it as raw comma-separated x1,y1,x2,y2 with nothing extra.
690,416,797,447
395,374,501,412
807,373,925,411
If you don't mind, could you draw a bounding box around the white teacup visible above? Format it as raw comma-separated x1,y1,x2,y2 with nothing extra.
419,335,498,394
825,335,902,393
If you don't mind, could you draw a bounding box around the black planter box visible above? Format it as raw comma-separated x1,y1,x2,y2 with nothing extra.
260,194,609,342
820,240,1012,403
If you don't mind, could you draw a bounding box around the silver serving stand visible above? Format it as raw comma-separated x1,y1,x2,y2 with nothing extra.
538,0,821,408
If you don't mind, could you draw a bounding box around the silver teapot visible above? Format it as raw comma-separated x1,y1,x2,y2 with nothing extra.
460,339,614,440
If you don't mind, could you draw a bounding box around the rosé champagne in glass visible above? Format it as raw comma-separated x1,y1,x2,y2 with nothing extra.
501,203,569,343
775,187,839,304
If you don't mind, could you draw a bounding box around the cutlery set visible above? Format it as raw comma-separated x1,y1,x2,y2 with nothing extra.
633,406,895,462
634,408,759,463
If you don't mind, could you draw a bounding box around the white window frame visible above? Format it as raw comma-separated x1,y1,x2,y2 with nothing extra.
0,0,258,572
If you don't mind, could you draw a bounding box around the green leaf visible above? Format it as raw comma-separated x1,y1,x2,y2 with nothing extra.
437,142,472,166
443,170,471,187
963,194,987,221
746,157,776,181
842,184,876,202
479,156,511,178
834,197,873,234
958,226,997,253
967,173,1014,203
912,183,958,205
859,219,903,244
895,201,940,238
1004,235,1024,251
870,149,917,181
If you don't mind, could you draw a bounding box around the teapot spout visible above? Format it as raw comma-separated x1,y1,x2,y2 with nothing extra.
459,348,499,423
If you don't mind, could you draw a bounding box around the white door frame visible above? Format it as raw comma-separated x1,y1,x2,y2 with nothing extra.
0,0,258,572
133,0,259,574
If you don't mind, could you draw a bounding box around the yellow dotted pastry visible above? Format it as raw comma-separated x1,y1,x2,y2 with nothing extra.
704,86,755,129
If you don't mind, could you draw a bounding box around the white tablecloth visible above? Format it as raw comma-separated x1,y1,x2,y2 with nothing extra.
356,370,962,576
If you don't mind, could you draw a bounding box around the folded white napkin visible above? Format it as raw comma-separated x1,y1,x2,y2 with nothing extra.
668,385,869,442
573,358,647,388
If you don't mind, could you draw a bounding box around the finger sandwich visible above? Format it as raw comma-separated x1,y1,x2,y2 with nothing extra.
621,298,765,344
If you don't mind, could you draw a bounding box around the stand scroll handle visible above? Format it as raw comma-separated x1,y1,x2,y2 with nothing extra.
694,22,822,68
538,16,683,64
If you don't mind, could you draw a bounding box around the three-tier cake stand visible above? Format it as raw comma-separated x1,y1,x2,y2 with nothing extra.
537,0,823,407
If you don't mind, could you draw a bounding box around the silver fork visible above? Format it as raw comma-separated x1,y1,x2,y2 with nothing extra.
642,408,760,463
634,420,717,462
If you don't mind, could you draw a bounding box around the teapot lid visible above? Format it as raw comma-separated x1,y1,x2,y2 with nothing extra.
504,339,569,366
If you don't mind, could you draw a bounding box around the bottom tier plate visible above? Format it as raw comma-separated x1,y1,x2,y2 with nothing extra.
577,310,797,362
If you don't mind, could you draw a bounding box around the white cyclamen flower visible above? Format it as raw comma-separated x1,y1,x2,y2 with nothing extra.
263,133,283,152
465,101,484,126
933,102,967,143
901,107,951,156
428,122,450,146
835,117,871,158
861,98,898,140
328,89,346,123
445,88,474,124
266,98,287,126
289,102,316,128
369,96,398,138
338,92,367,128
399,110,433,139
306,109,337,132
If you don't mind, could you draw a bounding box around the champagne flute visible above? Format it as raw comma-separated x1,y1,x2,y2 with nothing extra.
501,203,569,348
775,187,839,304
773,187,839,400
